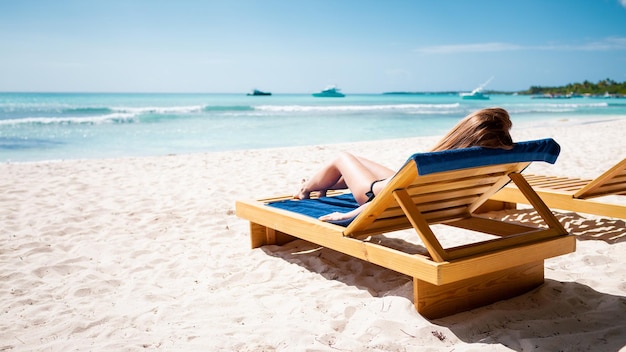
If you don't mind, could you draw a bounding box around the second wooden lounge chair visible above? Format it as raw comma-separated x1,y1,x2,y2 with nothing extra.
487,158,626,219
235,139,575,319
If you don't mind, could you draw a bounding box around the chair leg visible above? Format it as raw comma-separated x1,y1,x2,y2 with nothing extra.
249,222,296,248
475,199,517,213
414,261,544,319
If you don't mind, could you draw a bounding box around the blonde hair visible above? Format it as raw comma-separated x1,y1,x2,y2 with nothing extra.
430,107,513,152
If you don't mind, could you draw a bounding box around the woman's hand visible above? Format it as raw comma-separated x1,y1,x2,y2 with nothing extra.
318,212,351,222
318,202,368,222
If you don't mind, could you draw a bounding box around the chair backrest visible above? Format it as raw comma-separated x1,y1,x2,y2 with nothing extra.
574,158,626,199
344,139,561,238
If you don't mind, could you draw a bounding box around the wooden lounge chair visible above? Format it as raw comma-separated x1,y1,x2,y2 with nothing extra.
235,139,575,319
487,158,626,219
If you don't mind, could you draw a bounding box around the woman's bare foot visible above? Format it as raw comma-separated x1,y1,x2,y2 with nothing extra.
293,179,311,199
293,179,328,199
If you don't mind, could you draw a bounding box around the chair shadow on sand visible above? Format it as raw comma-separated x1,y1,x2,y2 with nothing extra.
496,208,626,244
260,209,626,351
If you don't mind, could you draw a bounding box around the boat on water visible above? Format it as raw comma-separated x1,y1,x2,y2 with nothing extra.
460,89,489,100
247,89,271,96
312,85,345,98
460,77,493,100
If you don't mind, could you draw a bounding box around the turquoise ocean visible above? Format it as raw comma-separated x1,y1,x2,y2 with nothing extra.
1,92,625,163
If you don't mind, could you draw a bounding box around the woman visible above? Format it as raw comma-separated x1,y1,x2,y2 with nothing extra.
293,107,514,222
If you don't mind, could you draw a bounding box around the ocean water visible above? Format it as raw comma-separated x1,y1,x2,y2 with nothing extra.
1,92,625,163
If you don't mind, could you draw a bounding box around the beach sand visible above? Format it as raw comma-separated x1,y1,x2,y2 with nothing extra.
1,118,625,351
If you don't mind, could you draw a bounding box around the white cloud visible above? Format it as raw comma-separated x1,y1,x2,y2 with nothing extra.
414,42,523,54
573,37,626,50
621,0,626,8
415,37,626,54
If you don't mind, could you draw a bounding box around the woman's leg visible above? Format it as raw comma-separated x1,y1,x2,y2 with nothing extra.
324,155,394,191
295,152,394,204
354,155,395,179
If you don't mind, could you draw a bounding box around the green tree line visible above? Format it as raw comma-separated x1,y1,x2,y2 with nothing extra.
518,79,626,95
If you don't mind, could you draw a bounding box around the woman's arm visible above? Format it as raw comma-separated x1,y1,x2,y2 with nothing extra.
318,203,369,222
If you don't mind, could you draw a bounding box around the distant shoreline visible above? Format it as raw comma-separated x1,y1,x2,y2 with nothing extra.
383,91,626,98
385,79,626,97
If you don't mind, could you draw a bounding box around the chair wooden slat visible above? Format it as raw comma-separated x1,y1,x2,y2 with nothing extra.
489,158,626,218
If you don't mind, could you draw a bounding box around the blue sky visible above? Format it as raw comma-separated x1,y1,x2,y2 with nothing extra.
1,0,625,93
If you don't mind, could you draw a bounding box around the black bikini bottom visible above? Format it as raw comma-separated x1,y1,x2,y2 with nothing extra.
365,179,385,202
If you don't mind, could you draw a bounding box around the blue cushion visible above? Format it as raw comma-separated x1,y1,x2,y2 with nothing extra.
267,193,359,227
409,138,560,175
267,138,560,227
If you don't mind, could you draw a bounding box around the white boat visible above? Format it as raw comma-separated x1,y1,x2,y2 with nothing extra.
312,85,345,98
460,77,493,100
460,90,489,100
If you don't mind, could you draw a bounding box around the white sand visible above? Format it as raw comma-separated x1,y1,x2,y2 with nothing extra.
1,118,625,351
